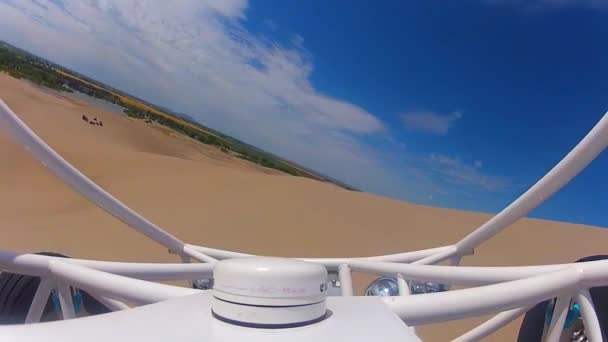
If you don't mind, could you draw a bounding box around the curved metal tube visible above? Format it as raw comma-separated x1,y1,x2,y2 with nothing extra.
451,306,530,342
383,268,579,325
576,289,602,342
47,261,198,306
349,259,575,286
187,244,457,270
545,295,572,342
0,98,449,264
0,100,188,256
0,250,214,281
3,97,607,269
384,259,608,326
450,111,608,259
3,98,608,338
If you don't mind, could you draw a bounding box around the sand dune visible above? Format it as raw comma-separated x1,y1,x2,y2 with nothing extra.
1,73,607,340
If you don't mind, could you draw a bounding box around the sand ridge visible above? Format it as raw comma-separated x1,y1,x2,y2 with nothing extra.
1,73,607,340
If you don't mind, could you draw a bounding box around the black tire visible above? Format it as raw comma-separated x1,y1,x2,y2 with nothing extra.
517,300,549,341
517,255,608,341
0,252,110,324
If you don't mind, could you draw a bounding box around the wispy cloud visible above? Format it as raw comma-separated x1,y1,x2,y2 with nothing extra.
263,19,277,31
400,111,462,135
427,154,510,192
0,0,514,209
0,0,391,192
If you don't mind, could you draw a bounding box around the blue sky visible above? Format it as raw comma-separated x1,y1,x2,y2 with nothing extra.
1,0,607,226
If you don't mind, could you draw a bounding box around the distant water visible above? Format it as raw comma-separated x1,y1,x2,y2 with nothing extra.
63,90,126,115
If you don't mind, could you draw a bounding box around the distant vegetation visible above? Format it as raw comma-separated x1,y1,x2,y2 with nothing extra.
122,106,312,175
0,41,340,183
0,48,66,90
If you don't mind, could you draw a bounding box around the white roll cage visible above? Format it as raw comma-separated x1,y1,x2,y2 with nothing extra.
1,99,607,341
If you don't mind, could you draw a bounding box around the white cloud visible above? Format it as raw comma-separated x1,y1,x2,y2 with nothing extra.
400,111,462,135
0,0,391,193
0,0,513,206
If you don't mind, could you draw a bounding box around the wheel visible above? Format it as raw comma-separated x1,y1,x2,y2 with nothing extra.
0,252,110,324
517,300,549,341
517,255,608,341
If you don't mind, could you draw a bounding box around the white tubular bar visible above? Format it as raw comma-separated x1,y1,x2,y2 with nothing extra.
187,244,458,271
184,245,252,259
181,245,217,264
24,279,53,323
338,265,353,296
451,306,531,342
47,261,198,306
546,295,571,342
397,274,410,296
66,259,214,281
55,280,75,319
383,268,578,325
451,112,608,260
2,99,469,269
0,251,57,277
86,293,130,312
0,100,213,259
0,251,214,281
179,254,193,287
349,259,578,286
449,255,462,267
575,290,602,342
445,256,463,291
180,255,191,264
303,246,462,266
413,246,459,265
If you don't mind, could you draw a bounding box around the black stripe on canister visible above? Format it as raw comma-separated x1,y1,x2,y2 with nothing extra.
213,295,324,308
211,309,327,329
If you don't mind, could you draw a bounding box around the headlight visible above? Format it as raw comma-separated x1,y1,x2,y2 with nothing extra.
365,277,447,296
365,277,399,296
410,281,447,294
192,278,214,290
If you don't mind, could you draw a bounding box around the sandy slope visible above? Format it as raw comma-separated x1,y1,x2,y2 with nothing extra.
1,73,607,340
